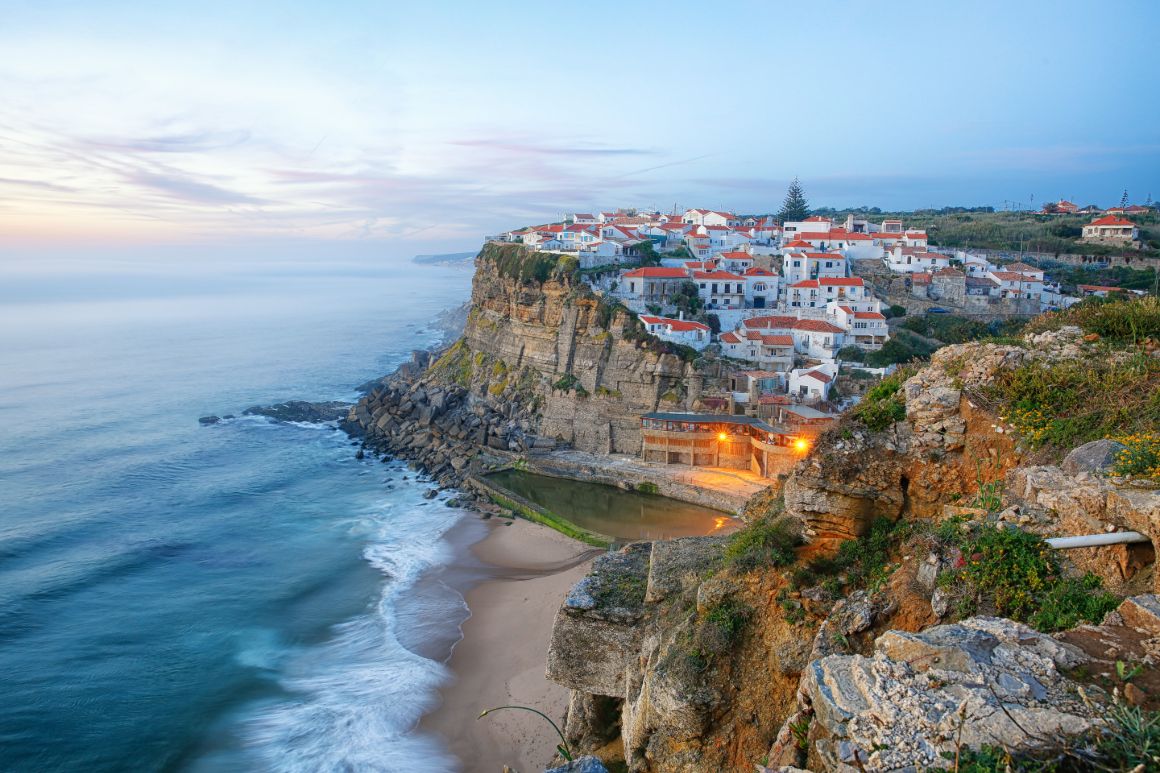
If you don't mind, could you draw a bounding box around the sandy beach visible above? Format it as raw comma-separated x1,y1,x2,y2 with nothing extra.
421,516,601,773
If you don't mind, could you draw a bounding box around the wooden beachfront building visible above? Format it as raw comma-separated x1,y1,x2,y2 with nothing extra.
639,411,822,479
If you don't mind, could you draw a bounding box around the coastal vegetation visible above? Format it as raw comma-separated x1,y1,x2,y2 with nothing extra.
933,519,1120,632
810,207,1160,257
851,369,909,431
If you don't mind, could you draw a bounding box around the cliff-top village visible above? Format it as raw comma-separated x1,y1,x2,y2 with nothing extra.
488,202,1152,481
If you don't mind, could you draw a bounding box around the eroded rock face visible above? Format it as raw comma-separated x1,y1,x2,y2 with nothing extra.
800,617,1098,772
1008,464,1160,593
780,328,1113,551
547,543,652,697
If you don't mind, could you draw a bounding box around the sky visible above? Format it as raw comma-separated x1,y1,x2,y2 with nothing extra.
1,0,1158,261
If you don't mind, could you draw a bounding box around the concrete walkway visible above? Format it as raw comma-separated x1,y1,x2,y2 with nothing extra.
529,449,771,512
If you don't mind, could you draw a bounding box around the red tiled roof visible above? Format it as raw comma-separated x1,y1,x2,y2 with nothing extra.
743,267,777,276
793,319,845,333
854,311,886,320
990,271,1039,281
1089,215,1135,227
719,331,742,343
818,277,864,286
622,267,689,278
803,370,833,383
719,251,753,259
783,239,813,249
803,216,831,222
744,315,800,329
761,334,794,346
790,280,819,289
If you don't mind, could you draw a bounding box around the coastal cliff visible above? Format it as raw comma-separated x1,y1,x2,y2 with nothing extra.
343,243,714,482
546,312,1160,772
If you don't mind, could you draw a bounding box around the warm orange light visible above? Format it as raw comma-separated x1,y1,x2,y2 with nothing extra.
794,438,810,453
717,432,729,441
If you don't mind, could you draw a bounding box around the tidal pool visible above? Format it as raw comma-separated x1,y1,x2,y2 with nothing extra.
487,469,740,542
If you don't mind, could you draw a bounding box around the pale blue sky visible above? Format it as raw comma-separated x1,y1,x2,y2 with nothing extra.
2,0,1157,258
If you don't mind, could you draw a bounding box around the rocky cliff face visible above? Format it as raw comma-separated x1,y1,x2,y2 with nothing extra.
343,243,711,480
546,325,1160,772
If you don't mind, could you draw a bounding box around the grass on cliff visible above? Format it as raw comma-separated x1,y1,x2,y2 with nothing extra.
1023,295,1160,345
851,368,912,432
934,520,1120,632
485,242,578,285
982,348,1160,453
724,514,802,572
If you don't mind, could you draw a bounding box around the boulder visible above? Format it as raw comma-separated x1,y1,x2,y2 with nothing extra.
198,415,221,425
1063,439,1127,476
800,617,1097,772
544,756,608,773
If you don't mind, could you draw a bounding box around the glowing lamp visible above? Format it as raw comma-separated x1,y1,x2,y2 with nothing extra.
717,432,728,441
793,438,810,453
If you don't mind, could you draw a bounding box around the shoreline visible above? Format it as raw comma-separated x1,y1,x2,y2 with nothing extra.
417,514,601,772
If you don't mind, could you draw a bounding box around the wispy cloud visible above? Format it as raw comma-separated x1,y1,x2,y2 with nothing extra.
451,138,656,157
85,129,252,154
126,169,267,205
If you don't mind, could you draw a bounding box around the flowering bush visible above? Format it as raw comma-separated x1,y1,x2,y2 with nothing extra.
1112,433,1160,482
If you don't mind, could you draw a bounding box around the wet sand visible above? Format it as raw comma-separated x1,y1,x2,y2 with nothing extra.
419,516,601,772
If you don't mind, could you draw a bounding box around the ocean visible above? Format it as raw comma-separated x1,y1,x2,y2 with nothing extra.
0,254,475,771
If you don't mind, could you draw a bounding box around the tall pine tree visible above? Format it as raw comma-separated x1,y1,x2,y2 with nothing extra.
778,177,810,223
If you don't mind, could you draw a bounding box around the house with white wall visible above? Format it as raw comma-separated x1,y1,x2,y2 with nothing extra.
742,267,778,309
639,314,712,350
692,270,746,309
986,270,1044,300
788,365,836,402
1082,215,1140,244
829,304,889,350
886,245,951,273
781,251,847,285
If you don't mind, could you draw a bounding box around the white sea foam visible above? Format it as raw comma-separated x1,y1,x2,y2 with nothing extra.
234,477,468,772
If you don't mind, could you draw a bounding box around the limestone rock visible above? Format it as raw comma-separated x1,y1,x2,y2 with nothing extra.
544,755,609,773
546,543,651,696
1063,439,1127,476
800,617,1097,771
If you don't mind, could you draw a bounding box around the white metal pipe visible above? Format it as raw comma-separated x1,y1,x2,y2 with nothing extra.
1046,532,1150,550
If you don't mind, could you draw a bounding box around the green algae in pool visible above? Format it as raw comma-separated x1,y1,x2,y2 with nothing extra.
487,470,739,541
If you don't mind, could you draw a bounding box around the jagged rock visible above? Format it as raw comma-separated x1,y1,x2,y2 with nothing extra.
801,617,1097,772
1116,593,1160,634
546,543,651,696
644,535,729,604
198,415,221,425
544,756,608,773
1063,439,1127,476
243,400,350,423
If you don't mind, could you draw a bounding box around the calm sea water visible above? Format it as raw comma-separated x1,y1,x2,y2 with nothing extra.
0,255,474,771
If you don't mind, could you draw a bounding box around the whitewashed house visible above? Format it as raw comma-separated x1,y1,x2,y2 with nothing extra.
639,314,712,350
692,270,746,309
1082,216,1139,244
742,267,779,309
886,245,951,273
789,364,837,402
986,270,1044,300
829,304,889,350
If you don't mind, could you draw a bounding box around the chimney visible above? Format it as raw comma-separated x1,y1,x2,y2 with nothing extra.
679,310,684,321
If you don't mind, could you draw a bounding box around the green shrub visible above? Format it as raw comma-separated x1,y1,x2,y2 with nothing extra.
553,374,579,391
1024,296,1160,345
792,517,914,594
838,344,867,361
987,352,1160,452
936,523,1119,632
635,481,660,495
853,371,909,431
1112,432,1160,481
724,516,802,572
